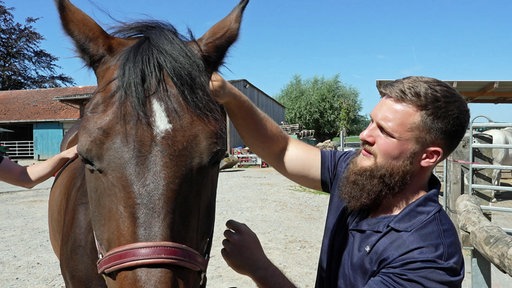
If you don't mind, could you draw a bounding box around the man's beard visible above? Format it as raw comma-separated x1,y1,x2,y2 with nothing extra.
339,150,418,212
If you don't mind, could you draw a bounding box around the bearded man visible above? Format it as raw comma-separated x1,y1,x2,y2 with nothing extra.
210,74,469,288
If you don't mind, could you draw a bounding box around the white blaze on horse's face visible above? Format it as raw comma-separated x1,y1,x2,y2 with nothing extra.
151,98,173,138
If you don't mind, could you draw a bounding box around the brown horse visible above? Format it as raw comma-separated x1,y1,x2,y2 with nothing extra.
48,0,249,287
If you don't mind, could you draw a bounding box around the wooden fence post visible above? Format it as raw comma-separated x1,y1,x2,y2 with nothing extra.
456,194,512,276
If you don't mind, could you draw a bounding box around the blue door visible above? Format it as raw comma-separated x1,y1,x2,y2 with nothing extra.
33,122,63,160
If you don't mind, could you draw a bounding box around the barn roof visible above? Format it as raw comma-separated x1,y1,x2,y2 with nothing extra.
230,79,285,108
0,80,280,124
53,80,285,108
376,80,512,104
0,86,95,123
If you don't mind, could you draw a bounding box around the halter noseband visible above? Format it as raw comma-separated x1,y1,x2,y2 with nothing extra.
95,240,210,288
96,241,209,286
97,241,208,274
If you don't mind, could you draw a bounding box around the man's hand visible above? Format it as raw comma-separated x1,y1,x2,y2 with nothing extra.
221,219,270,276
221,219,298,288
61,145,78,161
210,72,233,105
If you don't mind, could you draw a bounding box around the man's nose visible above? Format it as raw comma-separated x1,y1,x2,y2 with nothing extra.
359,123,374,144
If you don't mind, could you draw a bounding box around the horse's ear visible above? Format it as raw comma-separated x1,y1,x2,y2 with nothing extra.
196,0,249,72
55,0,129,71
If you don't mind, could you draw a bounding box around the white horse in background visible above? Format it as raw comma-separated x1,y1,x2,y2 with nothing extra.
473,127,512,200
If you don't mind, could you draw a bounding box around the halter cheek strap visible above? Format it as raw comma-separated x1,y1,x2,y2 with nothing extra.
97,241,208,274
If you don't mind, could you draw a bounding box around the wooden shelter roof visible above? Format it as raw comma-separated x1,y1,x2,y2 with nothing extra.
376,80,512,104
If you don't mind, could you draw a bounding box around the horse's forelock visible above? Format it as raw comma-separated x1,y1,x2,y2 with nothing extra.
111,21,222,123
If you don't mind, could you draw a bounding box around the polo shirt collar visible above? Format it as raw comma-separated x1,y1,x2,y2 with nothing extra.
388,174,442,232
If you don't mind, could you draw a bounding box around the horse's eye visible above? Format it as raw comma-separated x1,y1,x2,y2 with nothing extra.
209,149,227,166
80,155,101,173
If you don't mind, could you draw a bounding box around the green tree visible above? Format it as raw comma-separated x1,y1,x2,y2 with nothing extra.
351,114,370,136
277,74,367,141
0,1,74,90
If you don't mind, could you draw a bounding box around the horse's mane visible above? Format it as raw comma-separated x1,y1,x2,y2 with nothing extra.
111,21,222,123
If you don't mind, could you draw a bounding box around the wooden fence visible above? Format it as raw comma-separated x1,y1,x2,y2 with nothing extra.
456,194,512,276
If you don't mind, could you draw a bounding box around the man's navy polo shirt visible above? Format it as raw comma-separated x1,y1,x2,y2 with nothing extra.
317,150,464,287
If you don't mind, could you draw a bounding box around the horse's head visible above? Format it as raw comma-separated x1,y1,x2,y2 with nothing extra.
55,0,248,286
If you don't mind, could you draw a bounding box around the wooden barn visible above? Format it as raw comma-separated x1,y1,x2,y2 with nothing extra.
0,80,284,159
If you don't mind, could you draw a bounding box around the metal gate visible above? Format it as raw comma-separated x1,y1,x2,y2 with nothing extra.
466,116,512,287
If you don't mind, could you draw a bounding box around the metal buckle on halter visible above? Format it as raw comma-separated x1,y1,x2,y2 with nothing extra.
200,271,207,288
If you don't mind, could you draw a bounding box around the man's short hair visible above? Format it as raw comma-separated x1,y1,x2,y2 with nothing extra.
377,76,470,158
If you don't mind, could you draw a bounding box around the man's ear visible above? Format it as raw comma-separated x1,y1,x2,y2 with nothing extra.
420,147,443,168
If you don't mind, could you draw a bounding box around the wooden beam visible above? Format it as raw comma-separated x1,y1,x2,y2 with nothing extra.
465,98,512,104
460,91,512,98
478,81,499,94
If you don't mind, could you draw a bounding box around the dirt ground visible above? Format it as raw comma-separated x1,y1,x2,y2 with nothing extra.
3,162,511,287
0,167,328,288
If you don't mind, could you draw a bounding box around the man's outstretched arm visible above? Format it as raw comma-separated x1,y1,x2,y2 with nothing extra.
210,73,322,191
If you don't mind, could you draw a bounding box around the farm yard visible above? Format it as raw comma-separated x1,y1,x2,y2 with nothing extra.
0,165,328,288
2,159,512,287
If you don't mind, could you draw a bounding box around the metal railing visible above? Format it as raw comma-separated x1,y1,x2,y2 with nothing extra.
468,117,512,202
0,141,34,158
466,116,512,287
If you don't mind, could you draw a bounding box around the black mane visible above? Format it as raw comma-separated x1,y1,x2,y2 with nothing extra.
111,21,222,122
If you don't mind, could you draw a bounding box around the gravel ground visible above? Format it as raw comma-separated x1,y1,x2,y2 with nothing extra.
0,166,329,288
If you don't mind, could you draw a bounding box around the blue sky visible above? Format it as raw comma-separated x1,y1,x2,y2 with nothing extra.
9,0,512,122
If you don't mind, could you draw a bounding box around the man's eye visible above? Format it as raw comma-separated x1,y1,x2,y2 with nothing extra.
380,127,394,139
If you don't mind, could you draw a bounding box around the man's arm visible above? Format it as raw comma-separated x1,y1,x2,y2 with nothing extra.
210,73,322,191
0,145,77,188
364,258,464,288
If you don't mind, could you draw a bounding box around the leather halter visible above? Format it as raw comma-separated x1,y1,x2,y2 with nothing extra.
97,241,208,275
